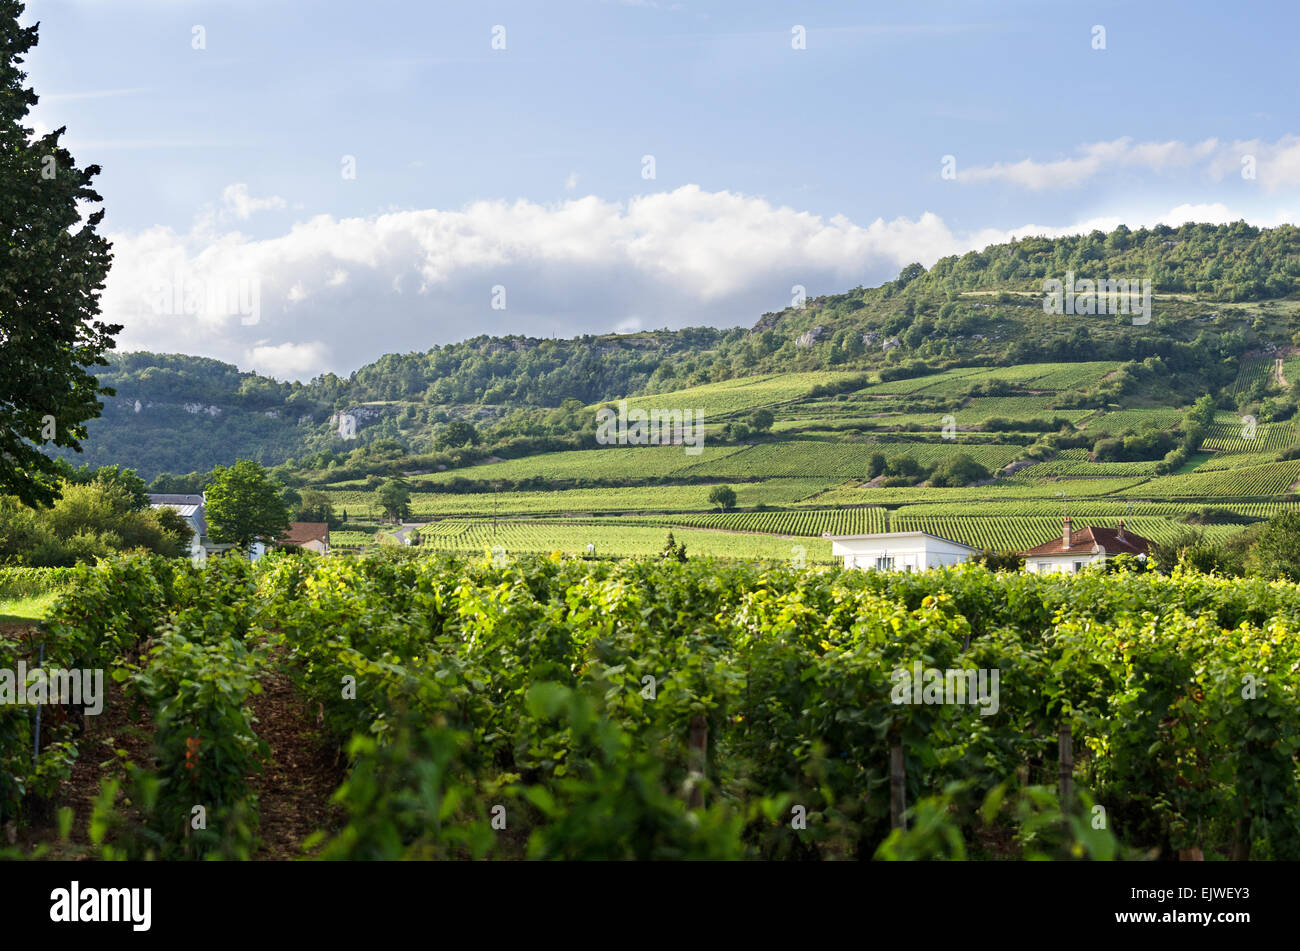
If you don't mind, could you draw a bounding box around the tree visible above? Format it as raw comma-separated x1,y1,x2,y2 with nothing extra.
748,408,775,433
297,488,337,527
726,422,751,442
0,479,189,566
0,2,118,508
205,459,291,553
974,548,1023,572
708,485,737,511
929,453,991,488
280,484,302,516
435,420,480,450
58,461,149,509
376,478,411,522
153,505,195,550
1247,512,1300,581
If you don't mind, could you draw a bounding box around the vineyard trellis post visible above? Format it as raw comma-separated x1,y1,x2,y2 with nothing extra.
687,714,708,809
32,640,45,759
890,734,906,830
1058,723,1073,821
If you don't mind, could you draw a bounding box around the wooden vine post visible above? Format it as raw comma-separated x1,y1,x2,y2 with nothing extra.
890,735,906,831
687,714,708,809
1058,723,1074,816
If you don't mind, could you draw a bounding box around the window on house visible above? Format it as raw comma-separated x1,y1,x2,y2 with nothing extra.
1073,562,1083,572
875,556,894,570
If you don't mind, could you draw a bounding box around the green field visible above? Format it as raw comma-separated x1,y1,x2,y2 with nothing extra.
1117,459,1300,498
685,440,1023,479
411,519,834,561
607,371,865,419
314,362,1297,558
1082,409,1185,434
324,478,832,518
380,444,750,487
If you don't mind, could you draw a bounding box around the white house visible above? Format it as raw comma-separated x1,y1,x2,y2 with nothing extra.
824,531,980,572
148,493,268,563
1020,518,1152,574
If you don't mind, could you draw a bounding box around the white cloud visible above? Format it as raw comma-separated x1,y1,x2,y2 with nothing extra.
565,171,579,191
1206,135,1300,190
960,137,1232,190
244,341,331,380
99,185,1295,381
221,183,287,220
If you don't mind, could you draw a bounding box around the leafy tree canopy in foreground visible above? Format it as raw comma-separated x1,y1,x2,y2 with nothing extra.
0,0,117,507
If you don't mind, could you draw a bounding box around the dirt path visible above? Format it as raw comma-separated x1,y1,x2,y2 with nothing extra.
247,646,345,859
11,634,344,860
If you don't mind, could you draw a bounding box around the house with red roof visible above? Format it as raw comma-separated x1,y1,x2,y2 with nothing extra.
278,521,331,555
1020,517,1152,575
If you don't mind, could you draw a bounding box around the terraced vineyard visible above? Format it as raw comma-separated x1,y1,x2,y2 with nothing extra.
1083,408,1184,434
1229,354,1276,398
865,361,1122,398
1282,352,1300,387
889,498,1300,519
623,507,889,537
1193,451,1282,471
391,445,749,487
808,476,1150,506
688,440,1024,479
313,358,1298,561
1200,412,1298,453
1008,457,1161,478
1118,459,1300,497
889,514,1244,551
608,371,864,419
960,396,1090,422
323,478,832,518
411,519,834,561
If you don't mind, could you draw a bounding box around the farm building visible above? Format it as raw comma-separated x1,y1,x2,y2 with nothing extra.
824,531,980,572
147,493,268,563
278,521,331,554
1020,518,1151,574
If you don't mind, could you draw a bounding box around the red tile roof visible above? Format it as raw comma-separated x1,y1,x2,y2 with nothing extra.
1020,522,1152,557
279,522,330,547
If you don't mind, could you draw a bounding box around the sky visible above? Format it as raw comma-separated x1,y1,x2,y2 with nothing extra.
20,0,1300,380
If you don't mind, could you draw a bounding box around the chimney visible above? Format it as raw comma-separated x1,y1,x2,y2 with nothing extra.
1117,519,1126,540
1062,516,1072,548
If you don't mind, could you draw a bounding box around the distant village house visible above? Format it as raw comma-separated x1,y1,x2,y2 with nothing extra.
825,531,980,572
1019,518,1151,574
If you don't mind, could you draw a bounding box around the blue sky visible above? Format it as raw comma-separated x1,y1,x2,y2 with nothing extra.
21,0,1300,379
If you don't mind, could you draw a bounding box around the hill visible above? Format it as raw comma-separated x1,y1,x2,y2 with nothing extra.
41,221,1300,561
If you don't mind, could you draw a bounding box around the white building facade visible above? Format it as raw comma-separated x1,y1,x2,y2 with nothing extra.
148,493,268,563
824,531,980,572
1020,518,1151,575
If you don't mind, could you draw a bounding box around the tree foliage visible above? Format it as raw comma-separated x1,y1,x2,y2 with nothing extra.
204,460,291,552
0,2,118,507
